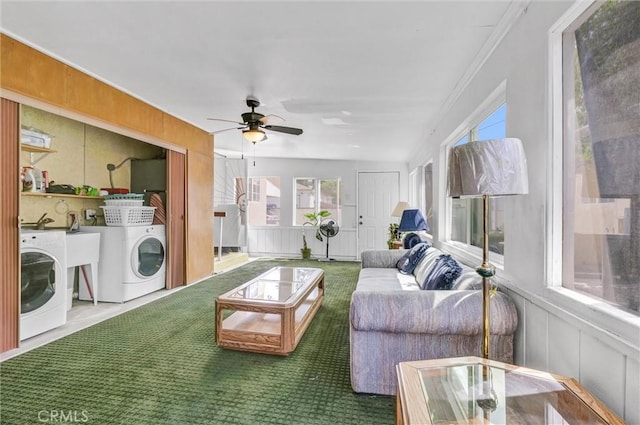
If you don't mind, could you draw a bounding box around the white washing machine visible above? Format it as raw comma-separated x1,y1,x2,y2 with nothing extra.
79,225,166,303
20,230,68,340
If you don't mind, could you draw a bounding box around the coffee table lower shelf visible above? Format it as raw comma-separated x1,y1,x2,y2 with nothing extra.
217,295,321,355
215,268,324,356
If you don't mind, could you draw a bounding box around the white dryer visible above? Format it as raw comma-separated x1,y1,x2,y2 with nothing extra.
20,230,67,340
79,225,166,303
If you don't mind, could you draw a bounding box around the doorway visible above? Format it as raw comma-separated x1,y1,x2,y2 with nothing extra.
357,172,399,257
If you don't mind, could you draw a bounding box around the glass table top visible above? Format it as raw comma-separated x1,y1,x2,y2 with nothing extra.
223,267,322,302
418,362,607,424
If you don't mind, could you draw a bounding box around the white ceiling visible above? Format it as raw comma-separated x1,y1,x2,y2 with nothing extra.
1,1,517,162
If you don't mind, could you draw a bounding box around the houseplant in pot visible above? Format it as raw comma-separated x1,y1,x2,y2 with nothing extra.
301,232,311,259
301,210,331,259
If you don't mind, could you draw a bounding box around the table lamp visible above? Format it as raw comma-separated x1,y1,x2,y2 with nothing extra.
447,138,528,359
391,201,410,218
398,209,429,249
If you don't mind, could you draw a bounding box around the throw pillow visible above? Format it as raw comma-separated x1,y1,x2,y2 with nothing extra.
396,242,430,275
413,247,443,284
420,254,463,290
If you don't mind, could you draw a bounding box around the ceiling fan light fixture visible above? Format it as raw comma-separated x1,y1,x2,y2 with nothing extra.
243,128,266,143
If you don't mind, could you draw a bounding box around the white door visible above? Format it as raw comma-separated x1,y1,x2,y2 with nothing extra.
357,172,399,256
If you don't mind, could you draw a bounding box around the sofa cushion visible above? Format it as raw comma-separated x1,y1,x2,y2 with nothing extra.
451,270,483,290
396,242,429,274
358,268,420,291
421,254,463,290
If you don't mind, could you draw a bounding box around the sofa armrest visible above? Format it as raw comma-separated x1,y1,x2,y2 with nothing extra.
361,249,406,269
350,290,517,335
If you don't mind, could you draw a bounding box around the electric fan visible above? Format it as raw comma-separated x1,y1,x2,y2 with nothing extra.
318,218,340,262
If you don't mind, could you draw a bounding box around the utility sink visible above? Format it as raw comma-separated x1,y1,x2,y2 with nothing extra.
66,231,100,267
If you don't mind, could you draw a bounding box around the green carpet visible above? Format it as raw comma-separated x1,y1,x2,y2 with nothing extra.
0,259,395,424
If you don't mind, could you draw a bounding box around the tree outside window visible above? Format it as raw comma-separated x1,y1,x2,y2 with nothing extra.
562,0,639,314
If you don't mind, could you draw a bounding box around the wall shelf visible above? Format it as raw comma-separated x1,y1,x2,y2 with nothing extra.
21,192,102,200
20,145,57,154
21,144,57,165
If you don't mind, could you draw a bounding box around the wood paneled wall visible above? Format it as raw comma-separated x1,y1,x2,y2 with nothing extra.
0,35,210,154
0,34,215,352
0,98,20,352
186,150,215,278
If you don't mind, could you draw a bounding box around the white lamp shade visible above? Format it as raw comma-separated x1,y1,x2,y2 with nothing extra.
448,138,529,198
391,201,410,217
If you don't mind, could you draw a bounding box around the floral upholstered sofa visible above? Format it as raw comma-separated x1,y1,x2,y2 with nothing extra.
349,244,518,395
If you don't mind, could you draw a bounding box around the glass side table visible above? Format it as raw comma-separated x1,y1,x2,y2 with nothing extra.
396,356,624,425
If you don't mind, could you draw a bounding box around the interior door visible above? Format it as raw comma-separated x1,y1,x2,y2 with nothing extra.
166,150,185,288
1,97,20,351
357,172,399,256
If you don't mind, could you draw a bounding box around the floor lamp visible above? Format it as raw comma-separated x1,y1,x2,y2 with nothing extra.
447,138,528,359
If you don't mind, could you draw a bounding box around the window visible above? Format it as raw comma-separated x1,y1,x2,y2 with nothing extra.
561,1,639,314
450,104,507,255
295,178,341,225
248,178,260,202
424,163,434,232
246,177,280,226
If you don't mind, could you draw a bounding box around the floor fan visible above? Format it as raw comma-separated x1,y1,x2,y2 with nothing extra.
318,219,339,262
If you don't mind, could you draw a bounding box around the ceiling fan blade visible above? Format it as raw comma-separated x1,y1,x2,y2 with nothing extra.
210,126,246,135
263,125,303,136
259,114,285,125
207,118,245,125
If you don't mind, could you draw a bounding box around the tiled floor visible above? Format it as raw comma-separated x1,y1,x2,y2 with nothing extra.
1,253,251,362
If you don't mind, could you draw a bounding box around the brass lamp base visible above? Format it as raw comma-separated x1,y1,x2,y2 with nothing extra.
479,195,494,360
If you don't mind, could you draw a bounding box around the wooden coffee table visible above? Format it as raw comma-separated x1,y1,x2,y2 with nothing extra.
396,356,624,424
215,267,324,355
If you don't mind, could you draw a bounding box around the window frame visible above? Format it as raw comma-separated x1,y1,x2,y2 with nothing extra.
439,82,507,268
246,176,281,226
547,0,639,343
293,177,342,226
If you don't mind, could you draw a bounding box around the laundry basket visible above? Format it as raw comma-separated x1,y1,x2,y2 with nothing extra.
103,193,144,207
101,206,156,226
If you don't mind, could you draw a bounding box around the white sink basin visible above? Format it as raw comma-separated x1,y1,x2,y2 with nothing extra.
66,232,100,267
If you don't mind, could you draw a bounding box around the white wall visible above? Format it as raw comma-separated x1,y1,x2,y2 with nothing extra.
409,1,639,423
247,158,408,259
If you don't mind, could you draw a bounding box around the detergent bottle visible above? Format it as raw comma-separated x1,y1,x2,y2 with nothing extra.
32,166,45,192
21,166,36,192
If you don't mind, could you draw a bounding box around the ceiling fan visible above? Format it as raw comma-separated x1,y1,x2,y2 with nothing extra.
208,96,303,143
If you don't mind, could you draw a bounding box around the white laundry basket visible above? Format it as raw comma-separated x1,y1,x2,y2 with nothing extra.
101,206,156,226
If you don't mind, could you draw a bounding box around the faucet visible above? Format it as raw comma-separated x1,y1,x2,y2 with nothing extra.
36,213,55,230
20,213,56,230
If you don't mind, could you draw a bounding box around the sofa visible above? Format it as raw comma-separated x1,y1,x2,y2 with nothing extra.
349,245,518,395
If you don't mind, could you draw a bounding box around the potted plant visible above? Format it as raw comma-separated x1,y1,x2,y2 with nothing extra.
301,210,331,259
301,232,311,259
387,223,399,249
